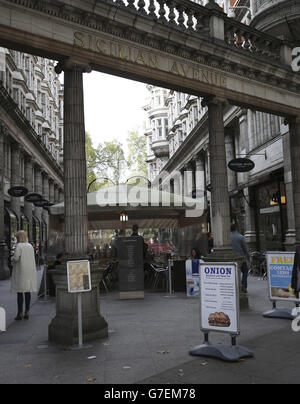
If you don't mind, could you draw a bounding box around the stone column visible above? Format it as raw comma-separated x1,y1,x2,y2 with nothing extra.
24,155,34,242
34,163,43,222
0,122,10,280
225,131,237,193
49,179,55,204
54,185,59,204
58,188,64,203
48,60,108,345
195,153,206,200
282,125,296,250
203,97,248,308
288,117,300,246
61,62,89,259
42,171,49,243
10,142,21,223
243,187,257,249
205,97,232,250
185,163,194,198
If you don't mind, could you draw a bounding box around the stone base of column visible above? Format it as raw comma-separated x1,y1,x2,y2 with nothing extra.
204,248,249,310
0,241,10,280
284,229,296,251
48,263,108,345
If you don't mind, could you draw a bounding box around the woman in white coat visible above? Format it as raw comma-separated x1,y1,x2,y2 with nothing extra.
11,231,37,320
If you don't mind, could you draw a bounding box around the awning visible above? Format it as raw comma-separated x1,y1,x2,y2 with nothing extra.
50,184,205,229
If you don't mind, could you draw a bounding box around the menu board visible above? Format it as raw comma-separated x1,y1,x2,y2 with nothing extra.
67,260,91,293
115,237,144,298
200,263,239,335
266,252,300,303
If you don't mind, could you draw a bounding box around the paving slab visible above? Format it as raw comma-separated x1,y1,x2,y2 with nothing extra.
0,276,299,384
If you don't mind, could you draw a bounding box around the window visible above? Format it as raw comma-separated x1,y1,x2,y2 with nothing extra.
13,88,19,103
157,119,162,138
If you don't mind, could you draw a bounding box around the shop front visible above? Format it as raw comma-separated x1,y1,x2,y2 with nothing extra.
253,179,287,251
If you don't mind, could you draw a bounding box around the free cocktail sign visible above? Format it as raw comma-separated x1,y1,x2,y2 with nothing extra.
199,263,239,335
263,252,300,320
266,252,299,303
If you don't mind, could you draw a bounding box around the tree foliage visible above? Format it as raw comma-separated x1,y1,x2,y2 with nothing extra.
86,130,148,191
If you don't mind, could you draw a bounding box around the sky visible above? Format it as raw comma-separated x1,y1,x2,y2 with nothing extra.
83,71,149,153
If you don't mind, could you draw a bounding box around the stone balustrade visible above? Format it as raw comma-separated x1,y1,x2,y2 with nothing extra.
224,17,282,63
109,0,284,64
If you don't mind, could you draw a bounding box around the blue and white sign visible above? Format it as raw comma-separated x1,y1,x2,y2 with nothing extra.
0,307,6,332
186,259,201,297
200,263,239,335
266,252,300,303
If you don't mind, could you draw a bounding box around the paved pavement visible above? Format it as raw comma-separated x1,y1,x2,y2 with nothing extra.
0,274,299,384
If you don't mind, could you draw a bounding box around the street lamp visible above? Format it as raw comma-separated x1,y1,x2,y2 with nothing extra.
120,211,128,236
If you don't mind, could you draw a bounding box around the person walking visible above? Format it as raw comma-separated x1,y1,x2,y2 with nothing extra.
231,223,250,293
11,231,37,321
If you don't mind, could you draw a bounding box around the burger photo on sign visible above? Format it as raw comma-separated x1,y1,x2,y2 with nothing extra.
208,312,231,328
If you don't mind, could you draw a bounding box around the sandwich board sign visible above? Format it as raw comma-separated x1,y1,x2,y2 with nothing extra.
263,251,300,320
189,262,253,362
199,263,239,335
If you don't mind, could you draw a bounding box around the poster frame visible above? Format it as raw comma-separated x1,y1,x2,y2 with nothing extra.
67,260,92,294
199,262,240,336
266,251,300,304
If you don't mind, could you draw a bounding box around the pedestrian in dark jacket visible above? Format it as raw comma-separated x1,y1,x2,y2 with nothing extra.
231,223,250,293
292,246,300,298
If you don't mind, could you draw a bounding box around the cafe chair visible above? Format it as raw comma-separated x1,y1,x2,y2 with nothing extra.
151,264,168,290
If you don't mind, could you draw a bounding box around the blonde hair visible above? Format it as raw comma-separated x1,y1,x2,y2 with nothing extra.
16,231,28,243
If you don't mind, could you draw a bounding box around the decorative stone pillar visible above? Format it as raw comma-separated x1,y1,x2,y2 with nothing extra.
180,168,185,197
24,155,34,242
48,60,108,345
59,61,89,259
225,131,237,193
203,97,248,309
10,142,21,223
282,125,296,250
185,162,194,198
54,185,59,204
287,117,300,247
243,187,257,250
42,170,49,244
34,163,43,222
0,122,10,280
49,179,55,204
205,97,232,250
194,153,206,200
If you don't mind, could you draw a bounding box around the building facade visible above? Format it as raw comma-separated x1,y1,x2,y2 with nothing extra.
144,0,299,255
0,48,64,279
